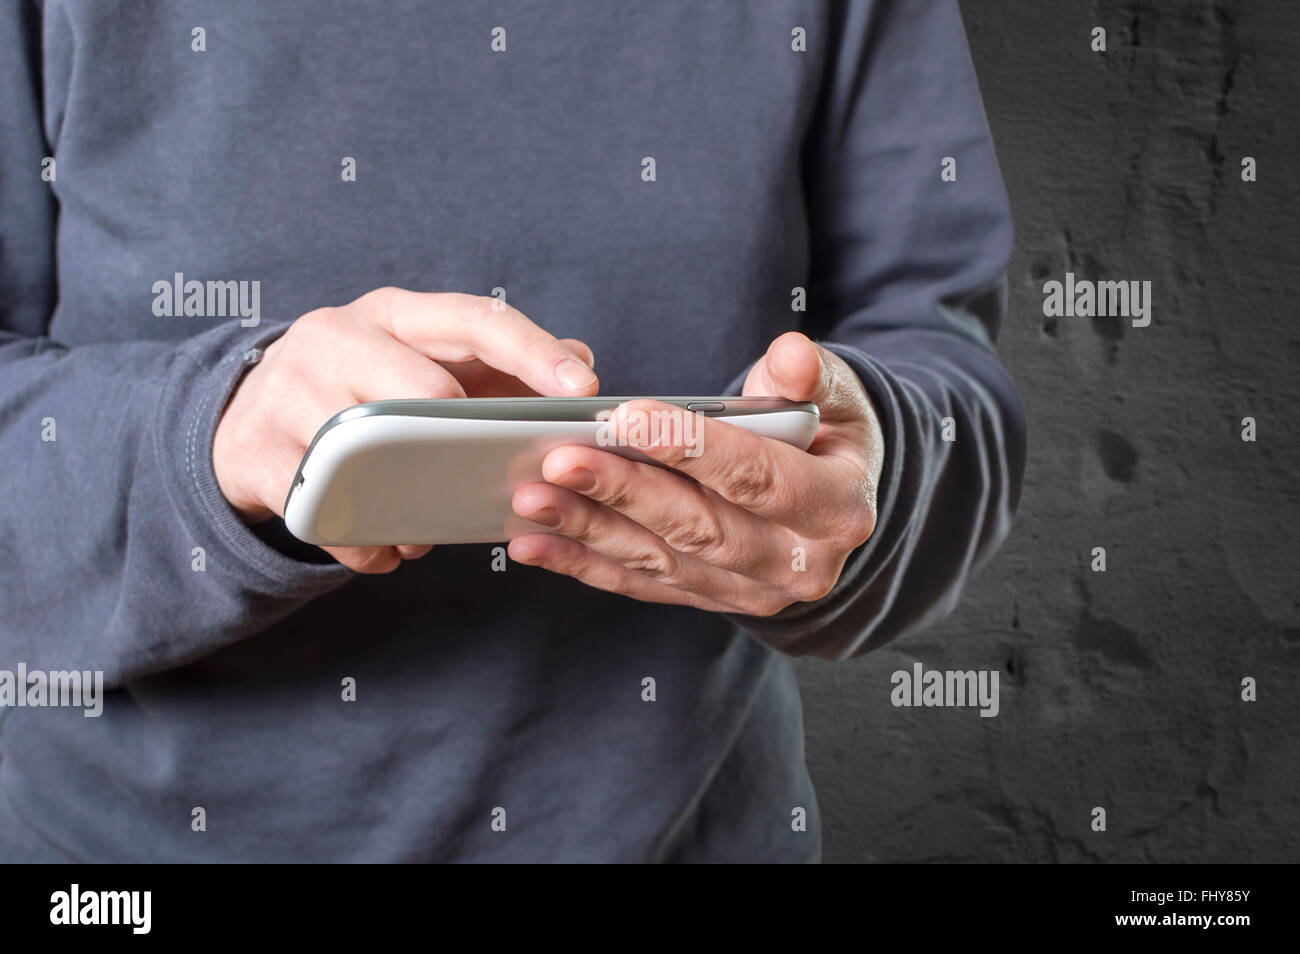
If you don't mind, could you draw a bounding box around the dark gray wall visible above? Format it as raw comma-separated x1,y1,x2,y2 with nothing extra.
798,0,1300,863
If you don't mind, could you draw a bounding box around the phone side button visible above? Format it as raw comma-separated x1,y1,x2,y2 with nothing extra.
685,402,725,413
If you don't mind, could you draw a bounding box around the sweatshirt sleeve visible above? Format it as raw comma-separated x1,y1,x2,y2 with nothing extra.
726,0,1027,659
0,2,351,687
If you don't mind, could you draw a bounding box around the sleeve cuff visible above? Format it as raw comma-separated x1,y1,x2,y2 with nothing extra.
156,319,353,598
721,341,909,654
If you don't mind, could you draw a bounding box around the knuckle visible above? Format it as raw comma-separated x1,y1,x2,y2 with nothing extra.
723,449,779,509
465,293,502,327
361,286,404,330
624,546,677,581
839,507,878,549
749,592,796,618
793,572,837,603
289,306,332,338
710,538,752,573
299,305,352,342
364,285,401,310
561,514,597,546
660,510,723,556
595,479,635,513
520,329,559,367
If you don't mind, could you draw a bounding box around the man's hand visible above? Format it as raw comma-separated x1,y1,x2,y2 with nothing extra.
213,287,598,573
507,332,885,616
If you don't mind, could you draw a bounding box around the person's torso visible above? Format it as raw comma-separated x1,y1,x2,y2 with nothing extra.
11,0,833,861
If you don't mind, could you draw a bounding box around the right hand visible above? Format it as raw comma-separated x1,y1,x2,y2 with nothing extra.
213,287,599,573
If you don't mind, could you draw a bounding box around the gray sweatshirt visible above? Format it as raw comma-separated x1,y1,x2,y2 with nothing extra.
0,0,1025,862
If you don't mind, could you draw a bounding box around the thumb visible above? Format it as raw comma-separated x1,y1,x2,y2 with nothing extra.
557,338,595,370
743,331,865,421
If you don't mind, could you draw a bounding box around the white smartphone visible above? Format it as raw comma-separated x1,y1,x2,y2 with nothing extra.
282,397,820,546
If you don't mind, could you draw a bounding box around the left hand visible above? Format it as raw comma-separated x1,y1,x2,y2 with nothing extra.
508,332,886,616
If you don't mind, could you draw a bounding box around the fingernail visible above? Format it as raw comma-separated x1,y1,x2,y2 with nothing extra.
556,358,596,390
566,345,595,370
560,467,596,492
525,506,561,528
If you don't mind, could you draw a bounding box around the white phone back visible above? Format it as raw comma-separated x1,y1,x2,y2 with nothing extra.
283,410,819,546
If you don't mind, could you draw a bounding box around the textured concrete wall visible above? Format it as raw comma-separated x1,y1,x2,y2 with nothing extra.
798,0,1300,863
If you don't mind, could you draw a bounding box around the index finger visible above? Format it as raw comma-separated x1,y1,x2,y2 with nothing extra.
605,399,856,532
370,288,599,397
